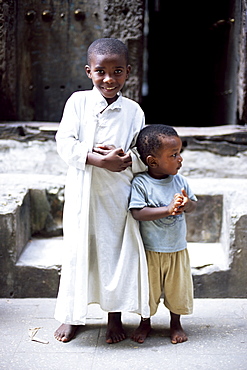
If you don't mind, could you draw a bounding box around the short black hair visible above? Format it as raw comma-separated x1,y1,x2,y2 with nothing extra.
87,38,129,65
136,124,179,165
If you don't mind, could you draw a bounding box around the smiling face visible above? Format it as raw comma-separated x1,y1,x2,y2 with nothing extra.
85,53,131,105
147,136,183,179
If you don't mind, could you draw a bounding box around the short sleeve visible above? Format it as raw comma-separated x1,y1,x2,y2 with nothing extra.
129,177,148,210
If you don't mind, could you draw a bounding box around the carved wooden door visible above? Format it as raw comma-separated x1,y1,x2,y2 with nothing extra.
17,0,101,122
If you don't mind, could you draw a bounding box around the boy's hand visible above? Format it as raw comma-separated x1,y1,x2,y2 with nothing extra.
171,188,196,215
93,144,116,155
171,188,189,215
166,194,182,215
180,188,197,213
101,148,132,172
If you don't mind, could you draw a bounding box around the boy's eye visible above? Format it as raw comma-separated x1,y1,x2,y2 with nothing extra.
171,150,182,158
96,69,104,74
115,69,123,74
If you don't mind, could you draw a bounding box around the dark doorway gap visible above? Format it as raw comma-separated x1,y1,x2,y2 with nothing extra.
142,0,240,127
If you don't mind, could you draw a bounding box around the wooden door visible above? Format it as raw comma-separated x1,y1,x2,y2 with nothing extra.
17,0,101,122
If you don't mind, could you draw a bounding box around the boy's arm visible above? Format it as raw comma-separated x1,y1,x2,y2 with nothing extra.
131,195,182,221
130,185,197,221
131,206,172,221
56,94,89,170
131,197,196,221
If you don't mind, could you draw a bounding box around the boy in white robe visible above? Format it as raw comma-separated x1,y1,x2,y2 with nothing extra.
54,38,149,343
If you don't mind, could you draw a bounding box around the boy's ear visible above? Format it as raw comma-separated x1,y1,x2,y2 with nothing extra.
85,65,92,78
146,155,158,168
126,65,131,80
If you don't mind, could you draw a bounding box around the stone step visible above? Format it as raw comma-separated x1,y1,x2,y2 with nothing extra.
17,237,227,273
187,242,228,275
1,176,247,298
16,236,63,269
14,237,228,297
14,237,63,298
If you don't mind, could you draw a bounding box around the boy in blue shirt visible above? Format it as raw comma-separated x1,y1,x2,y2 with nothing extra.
129,124,197,344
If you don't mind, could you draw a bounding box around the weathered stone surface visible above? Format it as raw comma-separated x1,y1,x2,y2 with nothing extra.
0,174,65,297
0,122,58,141
15,237,62,298
1,124,247,179
186,195,223,243
0,0,17,120
228,215,247,297
1,128,247,298
0,175,246,298
183,138,247,156
0,139,67,175
15,266,60,298
103,0,144,102
177,125,247,155
29,188,63,237
0,191,31,297
180,149,247,179
0,0,145,121
30,189,51,235
15,192,31,260
188,178,247,298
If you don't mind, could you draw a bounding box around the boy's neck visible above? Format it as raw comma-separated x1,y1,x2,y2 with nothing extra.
148,169,169,180
105,94,119,105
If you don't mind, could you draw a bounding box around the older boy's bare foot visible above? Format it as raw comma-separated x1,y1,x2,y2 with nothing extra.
106,312,126,344
54,324,78,342
131,318,151,343
170,312,188,344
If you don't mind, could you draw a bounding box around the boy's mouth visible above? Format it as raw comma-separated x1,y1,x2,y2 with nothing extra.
102,86,116,91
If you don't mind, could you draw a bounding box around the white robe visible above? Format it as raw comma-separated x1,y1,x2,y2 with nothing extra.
54,88,150,324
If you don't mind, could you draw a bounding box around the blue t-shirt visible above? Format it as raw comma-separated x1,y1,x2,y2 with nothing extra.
129,172,197,253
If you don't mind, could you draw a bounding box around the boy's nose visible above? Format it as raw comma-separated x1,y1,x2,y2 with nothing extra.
103,75,114,83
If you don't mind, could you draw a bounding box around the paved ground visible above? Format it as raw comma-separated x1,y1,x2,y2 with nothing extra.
0,298,246,370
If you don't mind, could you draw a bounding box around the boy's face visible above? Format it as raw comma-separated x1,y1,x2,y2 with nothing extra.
85,53,131,104
147,136,183,179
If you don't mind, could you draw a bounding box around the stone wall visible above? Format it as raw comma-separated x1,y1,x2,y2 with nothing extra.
102,0,144,102
0,0,17,120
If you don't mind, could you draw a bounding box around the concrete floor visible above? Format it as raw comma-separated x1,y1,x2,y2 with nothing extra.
0,298,247,370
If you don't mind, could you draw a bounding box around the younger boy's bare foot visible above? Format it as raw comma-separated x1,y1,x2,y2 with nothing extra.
131,318,151,343
170,312,188,344
54,324,78,342
106,312,126,344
